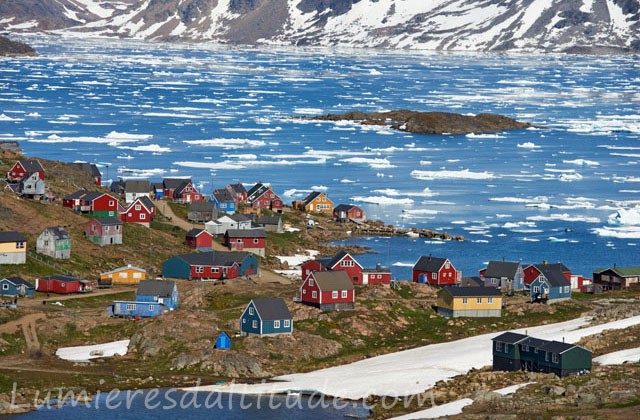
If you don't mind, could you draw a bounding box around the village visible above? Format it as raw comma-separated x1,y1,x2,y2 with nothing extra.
1,150,640,417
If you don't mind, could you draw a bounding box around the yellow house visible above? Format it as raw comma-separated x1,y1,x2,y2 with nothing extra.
436,286,502,318
100,265,146,285
0,232,27,264
298,191,333,214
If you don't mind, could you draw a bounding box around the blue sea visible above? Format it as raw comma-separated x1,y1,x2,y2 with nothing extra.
1,35,639,281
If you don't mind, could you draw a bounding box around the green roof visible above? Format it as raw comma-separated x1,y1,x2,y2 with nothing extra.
594,266,640,277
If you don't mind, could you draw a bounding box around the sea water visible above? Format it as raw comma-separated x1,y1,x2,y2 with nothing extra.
1,36,639,278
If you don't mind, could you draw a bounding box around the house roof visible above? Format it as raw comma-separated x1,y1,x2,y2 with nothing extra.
536,264,571,287
92,218,123,226
186,228,211,238
362,265,391,274
137,279,176,298
326,250,362,270
226,229,266,238
484,261,521,279
413,255,449,272
537,340,580,355
519,336,548,349
0,231,27,243
212,188,235,203
227,183,247,195
125,180,150,193
255,215,282,226
460,277,483,287
229,213,252,222
67,162,101,178
527,262,570,273
174,180,193,195
334,204,357,213
594,266,640,277
110,180,125,193
64,189,104,202
2,277,35,288
163,178,191,190
133,196,155,210
176,251,248,267
311,270,355,291
189,201,215,212
442,286,502,297
43,226,70,240
39,275,82,283
251,297,292,321
492,331,528,344
301,191,324,206
100,265,146,276
18,159,44,173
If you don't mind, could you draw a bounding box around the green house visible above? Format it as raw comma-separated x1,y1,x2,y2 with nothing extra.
492,332,592,377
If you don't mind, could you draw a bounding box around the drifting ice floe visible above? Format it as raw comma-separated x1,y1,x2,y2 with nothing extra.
183,138,266,148
411,169,495,180
607,208,640,226
517,142,540,149
350,196,414,205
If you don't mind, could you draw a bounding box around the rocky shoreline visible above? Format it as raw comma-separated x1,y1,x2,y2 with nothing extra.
308,110,534,135
0,36,36,57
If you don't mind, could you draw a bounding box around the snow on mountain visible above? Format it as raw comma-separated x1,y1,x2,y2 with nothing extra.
1,0,638,52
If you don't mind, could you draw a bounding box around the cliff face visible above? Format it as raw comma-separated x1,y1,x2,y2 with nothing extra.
1,0,639,53
0,36,36,56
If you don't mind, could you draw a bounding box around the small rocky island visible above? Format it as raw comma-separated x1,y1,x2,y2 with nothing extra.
0,36,37,57
311,110,533,135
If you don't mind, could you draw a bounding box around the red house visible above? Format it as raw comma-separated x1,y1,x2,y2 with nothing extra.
362,264,392,286
524,262,571,287
299,271,355,311
36,275,93,294
7,159,45,182
412,255,460,286
300,250,364,285
162,178,203,203
224,229,266,257
226,183,248,204
185,228,213,251
246,182,283,212
63,190,119,218
333,204,366,222
162,251,242,280
121,196,155,226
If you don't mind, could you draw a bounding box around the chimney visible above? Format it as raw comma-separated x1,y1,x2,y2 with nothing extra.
376,263,382,271
562,337,565,343
543,260,548,265
614,262,617,268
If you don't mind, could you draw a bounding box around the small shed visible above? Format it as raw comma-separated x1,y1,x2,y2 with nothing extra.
216,332,231,350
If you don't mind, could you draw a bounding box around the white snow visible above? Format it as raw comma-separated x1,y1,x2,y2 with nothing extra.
594,347,640,365
517,142,540,149
607,208,640,226
56,339,130,362
273,251,319,268
187,315,640,400
411,169,496,181
350,196,414,205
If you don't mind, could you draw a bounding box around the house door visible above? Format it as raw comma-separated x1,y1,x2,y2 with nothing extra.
19,285,25,296
418,274,427,283
110,237,114,244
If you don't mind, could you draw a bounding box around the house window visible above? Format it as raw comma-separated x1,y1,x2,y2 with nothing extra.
119,273,128,278
496,342,502,352
341,290,348,298
432,273,437,280
133,273,142,279
249,307,254,315
477,297,482,304
545,352,549,362
109,211,114,217
564,286,570,293
274,320,280,329
552,353,559,363
109,200,115,206
332,291,338,298
284,320,290,328
140,213,146,220
253,239,259,244
243,319,246,324
522,345,529,352
445,262,450,269
135,205,141,210
488,297,493,304
16,241,25,249
312,291,317,299
309,279,314,287
2,284,8,290
195,266,204,274
462,297,468,304
149,305,154,312
252,320,257,328
126,304,136,311
213,268,219,273
302,289,306,294
533,286,540,293
492,279,497,284
341,260,354,267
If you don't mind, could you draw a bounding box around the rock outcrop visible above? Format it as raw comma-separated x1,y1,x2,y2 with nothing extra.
0,36,36,57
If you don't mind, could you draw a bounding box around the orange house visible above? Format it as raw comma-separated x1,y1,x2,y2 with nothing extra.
100,265,147,285
296,191,333,214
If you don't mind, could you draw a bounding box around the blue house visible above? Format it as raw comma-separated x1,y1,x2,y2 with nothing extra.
530,264,571,303
216,332,231,350
240,297,293,337
111,280,178,318
0,277,35,297
481,261,525,292
210,188,237,214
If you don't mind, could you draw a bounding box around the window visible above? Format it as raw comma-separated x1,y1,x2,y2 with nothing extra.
496,342,502,352
149,305,154,312
341,260,354,267
284,320,290,328
243,319,246,324
274,320,280,329
253,239,259,244
312,291,317,299
213,268,219,273
432,273,437,280
126,304,136,311
195,266,204,274
477,297,482,304
445,262,450,269
302,289,306,294
109,200,115,206
492,279,497,284
119,273,128,278
252,320,257,328
552,353,559,363
135,205,141,211
309,279,314,287
332,291,338,299
249,307,254,315
133,273,142,279
522,345,529,352
237,239,242,243
533,286,540,293
462,297,468,304
564,286,570,293
140,213,146,220
342,290,348,298
504,344,509,353
16,241,25,249
109,211,114,216
545,352,549,362
488,297,493,304
2,284,8,290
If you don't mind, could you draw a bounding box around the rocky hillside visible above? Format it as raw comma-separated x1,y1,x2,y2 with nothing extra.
0,35,36,56
0,0,638,53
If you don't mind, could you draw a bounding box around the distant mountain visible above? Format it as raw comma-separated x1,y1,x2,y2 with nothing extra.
1,0,638,53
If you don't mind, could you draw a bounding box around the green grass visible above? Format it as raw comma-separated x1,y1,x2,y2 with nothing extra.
167,202,188,220
0,373,15,393
62,291,134,309
0,333,26,356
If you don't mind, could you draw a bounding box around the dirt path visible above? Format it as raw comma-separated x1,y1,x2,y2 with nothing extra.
18,286,137,308
0,313,46,351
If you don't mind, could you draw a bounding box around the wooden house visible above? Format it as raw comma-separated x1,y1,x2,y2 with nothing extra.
333,204,365,223
246,182,283,212
100,265,146,286
7,159,45,181
529,264,572,303
225,229,267,257
162,251,260,280
185,228,213,251
362,264,392,286
593,266,640,291
240,297,292,336
12,172,46,198
162,178,203,203
215,332,231,350
0,277,35,297
151,182,164,199
460,276,483,287
211,188,237,214
226,183,248,204
524,262,571,288
0,231,27,264
295,191,333,214
436,286,503,318
254,215,284,233
36,275,93,294
188,201,217,223
36,226,71,259
480,261,525,291
121,196,155,226
412,255,461,286
300,250,364,285
66,162,102,186
300,271,355,311
124,180,151,204
111,279,178,318
63,190,119,218
85,218,123,246
206,214,253,236
492,332,592,377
